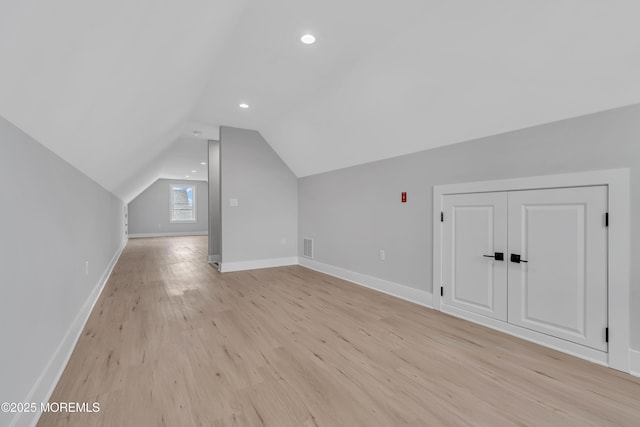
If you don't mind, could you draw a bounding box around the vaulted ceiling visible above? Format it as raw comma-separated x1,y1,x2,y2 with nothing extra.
2,0,640,202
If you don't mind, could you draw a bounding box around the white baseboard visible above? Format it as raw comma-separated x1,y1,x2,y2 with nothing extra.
219,256,299,273
128,231,207,238
11,239,127,427
441,304,608,368
298,258,433,309
630,349,640,377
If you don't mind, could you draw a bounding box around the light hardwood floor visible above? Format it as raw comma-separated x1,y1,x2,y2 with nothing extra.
39,236,640,426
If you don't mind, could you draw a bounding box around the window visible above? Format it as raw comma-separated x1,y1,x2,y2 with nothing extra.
170,184,196,223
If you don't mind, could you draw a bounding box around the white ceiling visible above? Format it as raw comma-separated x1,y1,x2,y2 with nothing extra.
0,0,243,202
2,0,640,201
120,137,209,204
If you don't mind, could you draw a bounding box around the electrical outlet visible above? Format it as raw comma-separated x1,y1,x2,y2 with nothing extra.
157,224,161,230
379,249,386,261
229,198,239,207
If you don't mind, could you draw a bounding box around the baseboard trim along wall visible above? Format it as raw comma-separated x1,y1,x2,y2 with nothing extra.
128,231,208,238
441,305,608,368
12,238,128,427
630,350,640,377
298,258,433,309
219,257,299,273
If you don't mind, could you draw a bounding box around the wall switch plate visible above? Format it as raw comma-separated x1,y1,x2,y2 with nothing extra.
85,261,89,276
229,198,239,207
281,237,287,245
379,250,386,261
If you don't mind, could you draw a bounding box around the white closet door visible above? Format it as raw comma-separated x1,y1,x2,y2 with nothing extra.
443,193,508,321
507,186,608,351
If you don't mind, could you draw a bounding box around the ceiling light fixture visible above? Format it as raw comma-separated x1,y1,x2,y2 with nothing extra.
200,162,207,166
191,170,197,173
193,130,201,137
185,175,190,178
239,103,249,109
301,34,316,44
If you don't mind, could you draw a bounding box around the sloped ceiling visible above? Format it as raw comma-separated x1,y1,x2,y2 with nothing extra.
2,1,640,202
120,136,209,204
0,0,244,202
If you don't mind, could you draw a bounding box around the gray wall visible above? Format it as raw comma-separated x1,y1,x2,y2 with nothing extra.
220,127,297,263
208,140,221,261
128,179,208,236
299,103,640,349
0,115,125,426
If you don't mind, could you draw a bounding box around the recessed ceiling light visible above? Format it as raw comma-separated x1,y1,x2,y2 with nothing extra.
239,103,249,109
301,34,316,44
200,162,207,165
191,170,197,173
193,130,201,137
185,175,190,178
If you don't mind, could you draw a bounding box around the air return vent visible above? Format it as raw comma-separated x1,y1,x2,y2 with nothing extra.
303,238,314,259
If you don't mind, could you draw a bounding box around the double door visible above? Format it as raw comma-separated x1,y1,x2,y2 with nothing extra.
442,186,608,351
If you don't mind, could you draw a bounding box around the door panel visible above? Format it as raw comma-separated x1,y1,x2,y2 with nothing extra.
443,193,508,321
507,186,608,351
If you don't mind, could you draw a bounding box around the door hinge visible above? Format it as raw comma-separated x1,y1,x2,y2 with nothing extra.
441,212,444,222
440,286,444,297
605,212,609,227
605,327,609,343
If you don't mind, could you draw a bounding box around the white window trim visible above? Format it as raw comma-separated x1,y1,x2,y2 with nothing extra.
170,183,197,224
432,168,630,373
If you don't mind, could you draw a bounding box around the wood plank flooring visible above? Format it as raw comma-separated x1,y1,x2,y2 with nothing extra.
39,236,640,426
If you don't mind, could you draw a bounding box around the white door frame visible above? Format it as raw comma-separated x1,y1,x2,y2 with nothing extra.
432,168,630,373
